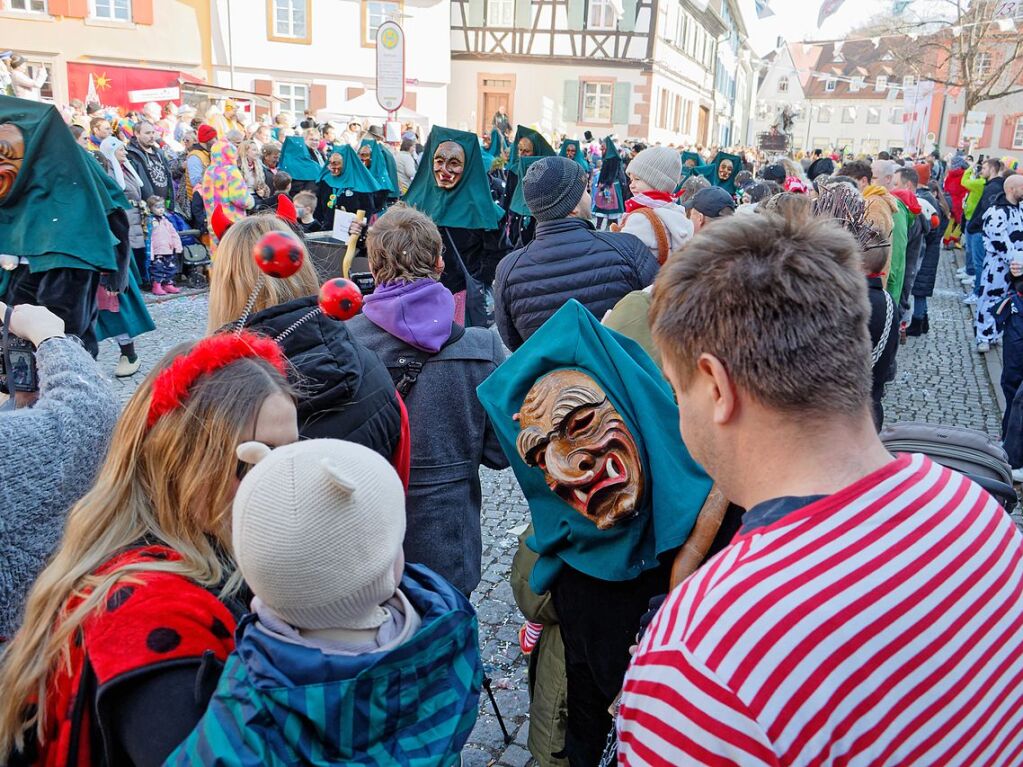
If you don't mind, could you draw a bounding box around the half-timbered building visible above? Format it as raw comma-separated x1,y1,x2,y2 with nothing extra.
448,0,755,145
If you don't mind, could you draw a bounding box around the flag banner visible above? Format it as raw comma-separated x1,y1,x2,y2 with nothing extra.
893,0,912,15
756,0,775,19
902,80,934,152
818,0,845,27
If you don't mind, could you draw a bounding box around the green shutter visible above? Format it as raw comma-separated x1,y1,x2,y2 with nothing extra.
515,0,532,28
620,0,637,31
612,81,631,125
563,80,581,123
466,0,484,26
566,0,584,30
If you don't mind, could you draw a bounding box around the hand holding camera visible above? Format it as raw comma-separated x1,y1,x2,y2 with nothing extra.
0,302,65,347
0,302,65,395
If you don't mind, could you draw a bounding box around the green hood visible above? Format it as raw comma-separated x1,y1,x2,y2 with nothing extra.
680,151,702,179
509,155,547,218
359,138,400,196
508,126,555,175
278,135,323,181
0,97,125,273
489,127,508,156
318,144,385,193
559,139,591,173
476,300,713,592
696,151,742,195
402,125,502,231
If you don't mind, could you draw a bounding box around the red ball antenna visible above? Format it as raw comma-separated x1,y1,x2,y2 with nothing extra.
319,278,363,320
253,230,304,279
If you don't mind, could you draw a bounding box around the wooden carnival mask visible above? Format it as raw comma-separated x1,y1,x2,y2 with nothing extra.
0,124,25,203
516,369,643,530
433,141,465,189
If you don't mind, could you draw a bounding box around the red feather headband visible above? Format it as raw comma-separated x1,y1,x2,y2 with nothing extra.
147,332,288,429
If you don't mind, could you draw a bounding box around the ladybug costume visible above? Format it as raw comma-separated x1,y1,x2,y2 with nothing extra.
26,546,241,767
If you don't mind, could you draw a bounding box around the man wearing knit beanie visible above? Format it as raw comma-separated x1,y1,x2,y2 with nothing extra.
169,438,483,764
616,146,693,264
494,156,658,350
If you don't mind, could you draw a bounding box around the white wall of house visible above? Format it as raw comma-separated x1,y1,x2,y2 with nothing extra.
210,0,450,126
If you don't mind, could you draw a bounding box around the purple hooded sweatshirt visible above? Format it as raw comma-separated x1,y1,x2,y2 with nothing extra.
362,279,456,353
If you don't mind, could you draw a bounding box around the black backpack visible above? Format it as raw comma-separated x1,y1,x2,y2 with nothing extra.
390,324,465,398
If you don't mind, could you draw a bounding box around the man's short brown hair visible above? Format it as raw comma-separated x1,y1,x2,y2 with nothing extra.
89,116,109,133
366,203,442,284
840,160,872,184
650,213,871,415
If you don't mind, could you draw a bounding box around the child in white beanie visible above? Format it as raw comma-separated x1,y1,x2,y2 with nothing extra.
615,146,694,264
167,439,483,766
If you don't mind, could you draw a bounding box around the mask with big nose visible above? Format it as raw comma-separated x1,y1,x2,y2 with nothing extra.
516,369,643,530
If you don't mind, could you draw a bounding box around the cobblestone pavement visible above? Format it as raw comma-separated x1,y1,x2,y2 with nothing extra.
96,248,1005,765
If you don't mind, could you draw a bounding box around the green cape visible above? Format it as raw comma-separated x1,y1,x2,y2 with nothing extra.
696,151,743,195
318,144,385,193
476,300,713,592
559,139,591,173
359,138,400,197
401,125,502,231
509,155,547,217
508,126,555,175
278,135,323,182
489,127,508,156
680,151,702,179
0,97,125,274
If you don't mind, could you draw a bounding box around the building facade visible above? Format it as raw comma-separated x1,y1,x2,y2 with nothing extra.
448,0,755,146
208,0,450,128
0,0,210,107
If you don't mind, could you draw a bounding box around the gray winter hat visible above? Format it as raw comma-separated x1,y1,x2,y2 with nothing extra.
523,156,587,221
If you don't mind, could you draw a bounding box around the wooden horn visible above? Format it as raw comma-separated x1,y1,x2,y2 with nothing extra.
342,209,367,280
669,483,729,590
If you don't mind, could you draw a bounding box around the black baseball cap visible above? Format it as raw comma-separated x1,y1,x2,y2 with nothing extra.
760,163,786,183
683,187,736,217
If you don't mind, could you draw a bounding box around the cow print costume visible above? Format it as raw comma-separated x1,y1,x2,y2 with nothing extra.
976,194,1023,344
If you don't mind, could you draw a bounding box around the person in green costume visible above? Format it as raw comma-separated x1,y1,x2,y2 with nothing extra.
277,131,325,195
679,150,702,180
359,137,400,200
695,150,743,196
477,299,725,767
0,96,128,357
591,137,628,229
502,125,556,247
402,125,508,326
558,139,591,175
314,144,387,256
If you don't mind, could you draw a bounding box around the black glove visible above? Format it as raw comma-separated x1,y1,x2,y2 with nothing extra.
636,593,667,643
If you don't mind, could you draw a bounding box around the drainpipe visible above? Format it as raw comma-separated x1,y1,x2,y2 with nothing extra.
226,0,235,90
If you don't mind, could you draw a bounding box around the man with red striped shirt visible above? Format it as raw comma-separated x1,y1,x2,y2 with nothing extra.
617,213,1023,766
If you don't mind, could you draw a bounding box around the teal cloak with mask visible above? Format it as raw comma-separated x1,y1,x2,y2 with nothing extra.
318,144,385,193
559,139,591,174
359,138,400,197
476,300,713,593
680,150,702,179
402,125,502,231
507,125,555,174
696,151,742,195
0,97,125,276
278,135,324,182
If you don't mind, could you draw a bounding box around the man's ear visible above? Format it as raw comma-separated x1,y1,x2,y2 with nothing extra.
695,353,737,425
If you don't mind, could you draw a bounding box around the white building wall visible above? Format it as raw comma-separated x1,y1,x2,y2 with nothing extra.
211,0,450,127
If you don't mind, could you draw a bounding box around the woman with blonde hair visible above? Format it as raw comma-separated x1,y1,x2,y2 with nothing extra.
207,214,406,472
0,333,299,766
238,139,270,203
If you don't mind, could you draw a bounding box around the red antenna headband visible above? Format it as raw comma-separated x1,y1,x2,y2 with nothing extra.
147,332,288,429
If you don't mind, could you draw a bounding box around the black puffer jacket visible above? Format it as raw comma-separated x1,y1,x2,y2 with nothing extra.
246,296,402,460
912,187,945,298
493,218,658,350
966,177,1005,234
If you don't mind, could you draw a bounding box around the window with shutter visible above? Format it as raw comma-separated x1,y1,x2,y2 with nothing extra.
563,80,581,123
979,114,994,147
947,114,962,147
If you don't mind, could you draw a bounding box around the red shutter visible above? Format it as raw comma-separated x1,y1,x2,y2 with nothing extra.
979,115,995,148
252,79,273,120
947,114,962,148
1000,114,1020,149
132,0,154,25
346,87,365,100
310,84,327,112
66,0,88,17
47,0,70,14
404,91,417,111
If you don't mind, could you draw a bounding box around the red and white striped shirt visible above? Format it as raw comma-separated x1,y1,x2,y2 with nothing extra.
618,453,1023,766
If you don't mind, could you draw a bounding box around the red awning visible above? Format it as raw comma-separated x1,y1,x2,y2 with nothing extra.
66,62,204,108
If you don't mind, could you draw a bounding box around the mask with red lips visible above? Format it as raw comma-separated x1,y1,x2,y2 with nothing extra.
516,369,643,530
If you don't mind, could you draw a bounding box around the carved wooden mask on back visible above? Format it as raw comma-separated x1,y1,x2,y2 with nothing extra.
0,124,25,203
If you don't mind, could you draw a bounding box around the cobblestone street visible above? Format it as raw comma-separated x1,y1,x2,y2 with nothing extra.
95,246,1005,766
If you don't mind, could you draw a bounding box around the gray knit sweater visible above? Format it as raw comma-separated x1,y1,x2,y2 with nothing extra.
0,338,118,640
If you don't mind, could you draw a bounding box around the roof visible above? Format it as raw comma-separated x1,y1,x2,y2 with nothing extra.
800,39,907,100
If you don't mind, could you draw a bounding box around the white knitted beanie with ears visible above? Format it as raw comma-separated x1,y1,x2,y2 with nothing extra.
232,439,406,630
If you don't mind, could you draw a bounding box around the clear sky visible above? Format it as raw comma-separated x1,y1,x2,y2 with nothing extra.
737,0,896,55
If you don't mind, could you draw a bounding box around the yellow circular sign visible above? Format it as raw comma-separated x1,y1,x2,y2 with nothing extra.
380,27,399,49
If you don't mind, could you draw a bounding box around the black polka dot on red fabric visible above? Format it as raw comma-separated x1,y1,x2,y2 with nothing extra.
210,618,231,639
106,586,135,612
146,627,181,654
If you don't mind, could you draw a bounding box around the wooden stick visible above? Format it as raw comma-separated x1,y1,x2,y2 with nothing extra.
342,209,367,280
669,484,729,589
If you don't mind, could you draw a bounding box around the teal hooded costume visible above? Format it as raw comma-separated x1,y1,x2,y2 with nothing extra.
476,300,713,593
558,139,591,174
508,155,547,218
696,151,742,195
489,127,508,156
592,137,626,218
314,144,387,232
680,150,702,180
507,126,555,174
278,135,324,182
402,126,502,231
359,138,400,197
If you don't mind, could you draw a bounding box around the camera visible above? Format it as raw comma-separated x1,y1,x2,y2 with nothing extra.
1,309,38,394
